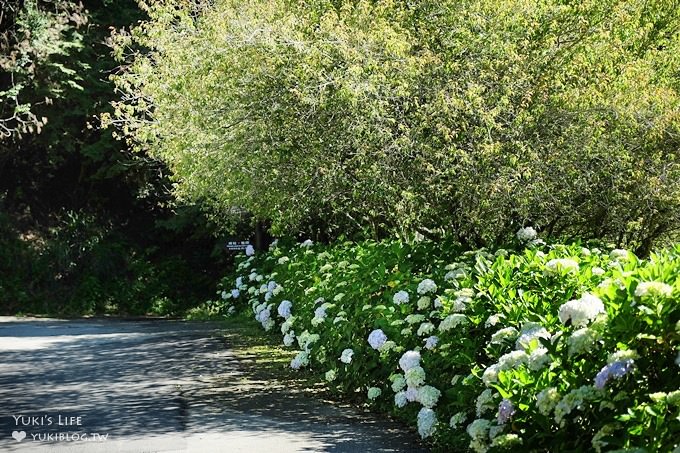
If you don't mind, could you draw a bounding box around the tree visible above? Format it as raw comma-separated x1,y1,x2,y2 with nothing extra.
110,0,680,251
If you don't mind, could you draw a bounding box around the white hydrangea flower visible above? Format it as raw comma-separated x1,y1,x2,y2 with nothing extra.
283,331,296,347
394,391,408,408
417,322,435,336
609,249,629,260
558,293,606,327
393,290,410,305
390,374,406,393
262,318,275,331
516,323,551,351
300,239,314,247
466,418,491,444
312,305,328,326
490,326,519,345
290,350,309,370
245,244,255,256
297,331,320,350
417,296,431,310
449,412,467,429
401,327,412,336
536,387,560,416
277,300,292,319
340,348,354,364
554,385,600,426
417,278,438,295
528,347,551,371
281,316,295,334
417,407,437,439
367,387,382,400
489,424,505,440
272,284,283,296
277,256,290,265
491,434,522,449
516,226,537,242
476,389,496,416
451,297,467,313
405,386,419,402
417,385,441,408
399,350,421,371
485,314,502,327
424,335,439,350
255,308,270,323
445,268,467,282
592,267,605,276
635,281,673,298
405,314,426,324
482,364,500,386
498,350,529,370
380,340,396,352
439,314,468,332
607,349,638,364
405,366,426,387
545,258,579,275
368,329,388,350
221,290,228,300
433,297,443,309
319,263,333,273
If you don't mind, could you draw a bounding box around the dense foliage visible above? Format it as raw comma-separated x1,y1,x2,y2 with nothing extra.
215,234,680,451
111,0,680,251
0,1,221,315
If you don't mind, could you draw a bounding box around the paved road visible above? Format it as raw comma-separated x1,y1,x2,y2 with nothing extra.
0,317,427,452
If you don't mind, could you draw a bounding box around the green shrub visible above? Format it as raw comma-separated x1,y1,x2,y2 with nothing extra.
110,0,680,250
218,234,680,451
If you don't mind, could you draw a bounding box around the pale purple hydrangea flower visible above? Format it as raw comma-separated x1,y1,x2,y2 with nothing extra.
368,329,388,350
497,399,516,424
424,335,439,350
277,300,292,319
594,359,635,389
399,350,421,371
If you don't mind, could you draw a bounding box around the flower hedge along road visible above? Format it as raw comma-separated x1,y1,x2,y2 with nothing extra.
215,233,680,452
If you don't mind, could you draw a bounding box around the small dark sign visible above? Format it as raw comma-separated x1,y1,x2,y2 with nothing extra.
225,240,251,251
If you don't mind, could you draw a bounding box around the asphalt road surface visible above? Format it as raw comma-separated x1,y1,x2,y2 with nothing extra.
0,317,428,453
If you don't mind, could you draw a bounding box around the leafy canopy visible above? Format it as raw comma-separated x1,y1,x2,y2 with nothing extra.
110,0,680,251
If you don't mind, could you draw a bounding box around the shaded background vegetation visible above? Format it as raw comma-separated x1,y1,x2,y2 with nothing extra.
0,0,225,316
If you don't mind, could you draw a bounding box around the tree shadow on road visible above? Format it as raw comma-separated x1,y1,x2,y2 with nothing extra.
0,317,429,452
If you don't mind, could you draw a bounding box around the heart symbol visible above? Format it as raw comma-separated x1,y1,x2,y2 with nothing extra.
12,431,26,442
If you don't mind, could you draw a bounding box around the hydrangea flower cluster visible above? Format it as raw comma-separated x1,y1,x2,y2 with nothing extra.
558,293,606,327
225,240,680,451
393,290,409,305
368,329,388,350
516,226,537,242
634,281,673,298
417,278,437,295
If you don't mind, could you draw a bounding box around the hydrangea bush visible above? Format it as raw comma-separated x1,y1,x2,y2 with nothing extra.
216,235,680,451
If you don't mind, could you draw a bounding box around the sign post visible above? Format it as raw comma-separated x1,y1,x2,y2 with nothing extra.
225,240,251,252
